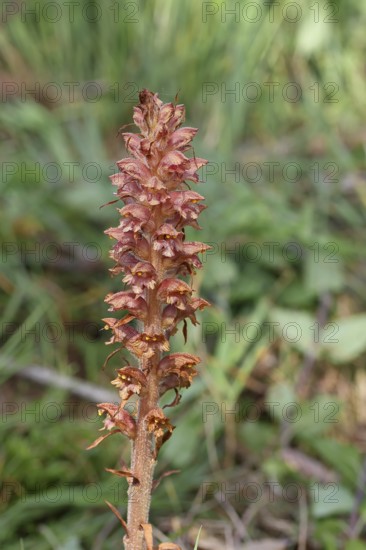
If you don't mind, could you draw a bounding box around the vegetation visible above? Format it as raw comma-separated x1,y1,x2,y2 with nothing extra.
1,1,366,548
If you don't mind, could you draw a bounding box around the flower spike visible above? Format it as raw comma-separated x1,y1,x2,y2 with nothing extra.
89,89,210,550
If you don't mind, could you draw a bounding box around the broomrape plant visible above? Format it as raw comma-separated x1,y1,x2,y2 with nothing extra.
87,90,210,549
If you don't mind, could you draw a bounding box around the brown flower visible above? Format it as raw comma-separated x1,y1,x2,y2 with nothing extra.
139,176,169,205
118,203,154,233
157,278,192,310
122,260,157,294
152,224,184,257
158,353,201,395
165,190,206,229
105,291,147,321
111,366,148,400
108,231,150,260
158,352,201,373
139,332,170,355
157,151,191,185
145,408,175,458
87,403,137,449
116,158,151,183
162,297,211,333
183,157,208,183
167,127,198,150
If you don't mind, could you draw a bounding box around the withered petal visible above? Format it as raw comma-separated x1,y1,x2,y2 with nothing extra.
117,158,150,181
167,127,197,149
157,278,192,299
158,352,201,372
182,241,212,255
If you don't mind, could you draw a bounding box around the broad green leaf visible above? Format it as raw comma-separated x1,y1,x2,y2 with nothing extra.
269,308,315,354
312,485,354,518
322,314,366,363
266,382,297,423
307,438,361,487
292,395,341,439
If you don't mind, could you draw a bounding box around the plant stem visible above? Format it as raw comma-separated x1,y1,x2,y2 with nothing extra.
125,249,162,549
125,372,159,549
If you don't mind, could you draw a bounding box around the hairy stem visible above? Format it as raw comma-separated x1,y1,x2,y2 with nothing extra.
125,371,159,549
125,246,162,549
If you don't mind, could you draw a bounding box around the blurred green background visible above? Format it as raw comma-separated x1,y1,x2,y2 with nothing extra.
1,0,366,548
